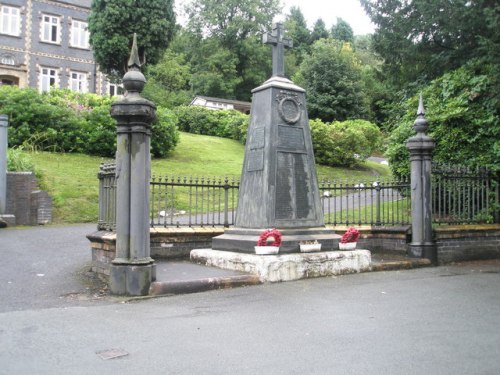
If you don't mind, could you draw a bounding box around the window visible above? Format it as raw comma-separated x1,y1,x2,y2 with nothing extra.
108,82,123,97
1,6,20,36
1,55,15,65
40,67,58,92
70,71,87,93
71,20,89,49
41,14,60,43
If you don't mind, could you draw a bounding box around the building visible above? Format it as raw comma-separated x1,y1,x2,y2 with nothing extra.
0,0,116,94
190,96,252,114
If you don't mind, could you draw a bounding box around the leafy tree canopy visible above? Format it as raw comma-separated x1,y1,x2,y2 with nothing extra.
294,39,369,122
331,17,354,45
88,0,176,78
310,18,329,43
361,0,499,87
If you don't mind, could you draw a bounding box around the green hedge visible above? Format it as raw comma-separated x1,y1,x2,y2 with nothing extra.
310,118,383,167
0,87,179,158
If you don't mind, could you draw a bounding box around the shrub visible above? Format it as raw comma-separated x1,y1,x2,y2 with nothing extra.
385,60,500,179
174,105,249,143
0,87,179,159
310,118,383,167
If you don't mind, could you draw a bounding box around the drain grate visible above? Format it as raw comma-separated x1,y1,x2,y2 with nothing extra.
96,349,129,360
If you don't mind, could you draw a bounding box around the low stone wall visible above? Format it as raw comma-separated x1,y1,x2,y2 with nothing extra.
329,225,410,255
87,224,500,280
151,227,224,259
435,225,500,265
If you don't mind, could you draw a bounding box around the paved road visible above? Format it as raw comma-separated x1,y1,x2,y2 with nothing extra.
1,225,500,374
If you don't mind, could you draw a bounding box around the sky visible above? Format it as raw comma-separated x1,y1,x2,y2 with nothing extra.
174,0,375,36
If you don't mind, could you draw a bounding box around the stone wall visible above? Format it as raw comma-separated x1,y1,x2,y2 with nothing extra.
435,225,500,265
87,225,500,280
6,172,52,225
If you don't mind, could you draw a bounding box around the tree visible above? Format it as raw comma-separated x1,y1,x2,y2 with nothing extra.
88,0,176,78
310,18,329,43
284,6,311,65
360,0,499,87
294,39,368,122
179,0,281,100
143,49,192,108
331,17,354,45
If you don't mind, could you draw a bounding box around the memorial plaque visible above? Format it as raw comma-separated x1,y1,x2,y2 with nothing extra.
294,154,312,219
278,125,305,150
249,127,265,150
247,150,264,172
275,153,294,219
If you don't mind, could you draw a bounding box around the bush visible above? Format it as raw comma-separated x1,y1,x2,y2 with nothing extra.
151,107,179,158
385,60,500,179
310,118,383,167
0,87,179,158
174,105,249,143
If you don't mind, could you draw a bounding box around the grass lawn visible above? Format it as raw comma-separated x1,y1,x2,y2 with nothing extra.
30,132,391,224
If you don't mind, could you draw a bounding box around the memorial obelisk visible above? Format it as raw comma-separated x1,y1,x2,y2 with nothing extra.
212,23,337,253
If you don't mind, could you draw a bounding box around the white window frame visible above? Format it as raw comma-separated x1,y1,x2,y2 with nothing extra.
70,19,89,49
1,5,21,36
41,14,60,44
70,71,88,93
108,82,123,97
39,67,58,92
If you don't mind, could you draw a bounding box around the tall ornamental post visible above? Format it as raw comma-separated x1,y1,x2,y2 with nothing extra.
109,34,156,295
0,114,7,215
406,96,436,263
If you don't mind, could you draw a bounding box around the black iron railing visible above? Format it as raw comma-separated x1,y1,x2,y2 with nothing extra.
97,162,498,230
432,163,499,224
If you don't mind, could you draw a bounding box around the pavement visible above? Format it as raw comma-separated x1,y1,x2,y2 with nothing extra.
1,224,500,374
0,224,432,308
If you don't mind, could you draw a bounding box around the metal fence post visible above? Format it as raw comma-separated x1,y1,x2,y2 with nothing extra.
375,181,381,226
406,96,436,263
0,114,7,216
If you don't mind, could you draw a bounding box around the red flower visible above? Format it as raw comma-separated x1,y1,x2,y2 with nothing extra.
340,227,360,243
257,228,282,247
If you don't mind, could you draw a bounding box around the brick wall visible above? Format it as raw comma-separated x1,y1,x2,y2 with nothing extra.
435,225,500,264
6,172,52,225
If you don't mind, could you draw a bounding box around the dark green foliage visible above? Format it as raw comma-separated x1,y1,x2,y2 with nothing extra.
385,61,499,179
310,118,383,167
88,0,176,78
284,6,311,67
174,106,249,144
294,39,369,122
361,0,499,87
310,19,329,43
151,107,180,158
331,18,354,45
181,0,280,101
0,87,179,158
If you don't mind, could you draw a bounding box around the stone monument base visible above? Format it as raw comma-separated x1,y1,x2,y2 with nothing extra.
190,249,371,283
212,227,340,254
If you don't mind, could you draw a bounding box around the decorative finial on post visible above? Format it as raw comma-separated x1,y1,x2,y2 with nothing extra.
122,33,146,95
413,94,428,134
128,33,141,70
263,22,293,78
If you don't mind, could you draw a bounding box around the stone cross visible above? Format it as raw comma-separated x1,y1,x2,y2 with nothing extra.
263,22,293,78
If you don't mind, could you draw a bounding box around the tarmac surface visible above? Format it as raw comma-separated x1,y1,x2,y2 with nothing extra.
1,224,500,374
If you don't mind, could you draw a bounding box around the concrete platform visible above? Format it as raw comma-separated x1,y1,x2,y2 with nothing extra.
190,249,371,282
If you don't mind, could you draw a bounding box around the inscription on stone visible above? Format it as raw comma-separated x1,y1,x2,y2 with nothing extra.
275,152,313,220
276,153,294,219
278,125,305,150
247,150,264,172
249,127,265,150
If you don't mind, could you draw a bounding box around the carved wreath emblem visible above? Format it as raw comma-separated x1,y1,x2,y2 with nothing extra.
276,91,302,124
